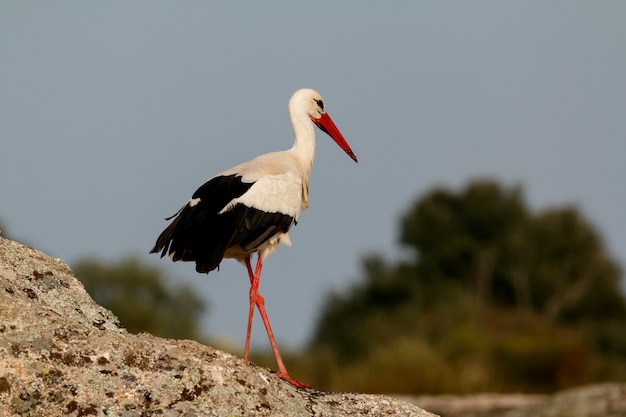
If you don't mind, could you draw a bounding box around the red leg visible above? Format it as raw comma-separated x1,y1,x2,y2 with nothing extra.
243,254,309,388
245,255,254,285
243,255,255,365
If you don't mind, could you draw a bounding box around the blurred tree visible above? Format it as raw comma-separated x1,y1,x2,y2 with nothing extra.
527,208,625,322
399,181,626,321
73,257,207,340
400,181,529,308
309,179,626,392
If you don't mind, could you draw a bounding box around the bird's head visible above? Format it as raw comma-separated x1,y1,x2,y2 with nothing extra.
290,88,358,163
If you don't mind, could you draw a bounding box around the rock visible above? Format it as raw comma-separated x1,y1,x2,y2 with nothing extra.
405,392,547,417
404,383,626,417
0,237,436,417
524,383,626,417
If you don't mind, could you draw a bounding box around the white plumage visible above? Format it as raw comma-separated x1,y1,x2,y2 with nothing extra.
219,154,305,218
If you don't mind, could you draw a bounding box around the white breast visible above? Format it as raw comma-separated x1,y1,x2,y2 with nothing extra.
218,152,305,219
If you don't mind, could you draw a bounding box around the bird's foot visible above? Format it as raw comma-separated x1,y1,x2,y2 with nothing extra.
277,372,310,389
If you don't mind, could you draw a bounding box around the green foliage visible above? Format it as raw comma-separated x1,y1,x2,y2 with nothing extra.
73,257,207,340
307,179,626,393
527,209,626,323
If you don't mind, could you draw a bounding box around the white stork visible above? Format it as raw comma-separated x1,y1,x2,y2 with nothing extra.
150,88,357,387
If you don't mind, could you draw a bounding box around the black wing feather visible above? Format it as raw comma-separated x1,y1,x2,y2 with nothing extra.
150,174,295,273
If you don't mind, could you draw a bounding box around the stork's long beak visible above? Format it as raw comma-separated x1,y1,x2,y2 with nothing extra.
313,113,358,163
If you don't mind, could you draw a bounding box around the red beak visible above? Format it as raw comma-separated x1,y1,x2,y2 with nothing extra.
313,113,358,163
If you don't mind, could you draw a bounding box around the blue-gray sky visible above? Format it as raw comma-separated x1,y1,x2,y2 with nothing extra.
2,2,625,349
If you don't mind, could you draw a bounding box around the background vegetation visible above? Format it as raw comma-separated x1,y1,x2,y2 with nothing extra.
7,178,623,394
254,180,626,393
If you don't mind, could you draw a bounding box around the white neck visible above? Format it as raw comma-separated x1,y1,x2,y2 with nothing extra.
287,105,316,210
288,107,316,177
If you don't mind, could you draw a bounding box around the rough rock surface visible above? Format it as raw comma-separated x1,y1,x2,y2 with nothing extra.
0,237,436,417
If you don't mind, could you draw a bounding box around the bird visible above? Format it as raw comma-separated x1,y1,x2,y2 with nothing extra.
150,88,358,388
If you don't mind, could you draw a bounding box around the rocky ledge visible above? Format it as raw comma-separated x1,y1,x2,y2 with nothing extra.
409,383,626,417
0,237,435,417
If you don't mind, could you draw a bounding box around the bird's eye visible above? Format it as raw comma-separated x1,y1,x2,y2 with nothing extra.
314,99,324,111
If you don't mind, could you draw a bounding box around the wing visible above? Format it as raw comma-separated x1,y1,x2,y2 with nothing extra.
150,173,297,273
150,174,253,271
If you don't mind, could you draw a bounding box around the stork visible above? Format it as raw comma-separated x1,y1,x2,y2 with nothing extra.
150,88,358,387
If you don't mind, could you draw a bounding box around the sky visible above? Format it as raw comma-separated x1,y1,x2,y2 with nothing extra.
2,2,626,350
